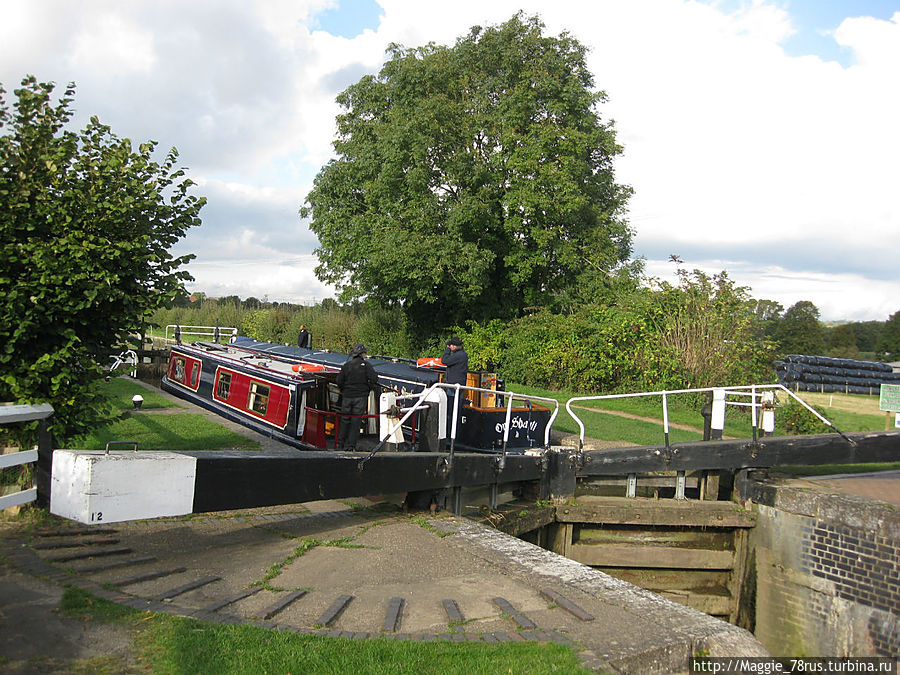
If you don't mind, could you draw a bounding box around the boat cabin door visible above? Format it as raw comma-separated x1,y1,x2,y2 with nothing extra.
465,372,499,407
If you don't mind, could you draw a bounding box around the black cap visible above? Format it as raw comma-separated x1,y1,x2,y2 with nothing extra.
350,343,368,357
448,336,463,347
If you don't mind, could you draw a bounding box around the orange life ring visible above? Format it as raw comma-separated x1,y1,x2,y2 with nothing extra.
292,363,326,373
416,357,445,368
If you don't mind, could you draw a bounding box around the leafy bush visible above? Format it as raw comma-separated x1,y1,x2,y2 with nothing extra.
777,401,830,435
150,265,779,396
348,307,415,358
1,78,203,445
640,269,777,390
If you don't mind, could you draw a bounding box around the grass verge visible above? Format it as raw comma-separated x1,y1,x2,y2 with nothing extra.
75,413,260,452
509,383,886,444
61,587,590,674
101,377,181,410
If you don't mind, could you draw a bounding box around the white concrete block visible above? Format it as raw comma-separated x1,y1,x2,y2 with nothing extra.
51,450,197,525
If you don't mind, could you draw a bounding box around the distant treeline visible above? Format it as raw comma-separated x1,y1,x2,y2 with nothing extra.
749,299,900,363
151,286,899,397
152,272,761,394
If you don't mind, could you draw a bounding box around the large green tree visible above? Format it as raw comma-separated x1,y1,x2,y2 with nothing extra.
747,298,783,340
848,320,884,354
0,77,204,441
302,13,633,333
879,310,900,358
773,300,825,356
826,323,859,358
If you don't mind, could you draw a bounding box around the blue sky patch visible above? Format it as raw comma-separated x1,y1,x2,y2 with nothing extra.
702,0,898,66
312,0,384,38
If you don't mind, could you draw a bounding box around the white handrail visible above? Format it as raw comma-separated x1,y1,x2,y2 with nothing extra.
565,383,851,449
109,349,138,378
164,325,237,344
361,383,559,464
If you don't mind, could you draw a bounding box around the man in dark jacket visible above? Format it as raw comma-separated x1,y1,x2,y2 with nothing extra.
297,325,311,349
441,336,468,386
336,343,379,451
442,337,470,435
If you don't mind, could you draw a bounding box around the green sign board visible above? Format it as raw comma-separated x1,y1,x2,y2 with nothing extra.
879,384,900,412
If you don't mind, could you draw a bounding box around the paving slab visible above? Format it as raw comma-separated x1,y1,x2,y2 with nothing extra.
803,470,900,506
0,567,134,673
2,498,770,673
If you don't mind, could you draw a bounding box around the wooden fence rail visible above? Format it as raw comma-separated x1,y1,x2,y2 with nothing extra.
0,403,53,511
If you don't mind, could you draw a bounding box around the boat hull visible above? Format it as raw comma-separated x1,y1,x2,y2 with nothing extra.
161,339,552,453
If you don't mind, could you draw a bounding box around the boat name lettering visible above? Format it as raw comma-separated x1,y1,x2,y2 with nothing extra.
495,417,538,434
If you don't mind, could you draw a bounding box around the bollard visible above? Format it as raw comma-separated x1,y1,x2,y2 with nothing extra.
546,446,578,504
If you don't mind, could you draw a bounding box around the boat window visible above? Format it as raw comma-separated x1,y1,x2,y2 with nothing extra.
171,357,186,382
248,382,270,416
190,362,199,388
216,371,232,400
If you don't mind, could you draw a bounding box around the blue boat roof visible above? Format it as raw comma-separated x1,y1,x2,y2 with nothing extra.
229,337,443,390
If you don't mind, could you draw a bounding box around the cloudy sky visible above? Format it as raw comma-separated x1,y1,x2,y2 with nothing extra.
2,0,898,321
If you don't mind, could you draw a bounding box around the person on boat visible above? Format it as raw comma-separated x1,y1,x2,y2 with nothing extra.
441,336,468,386
336,343,379,451
297,325,311,349
442,337,470,433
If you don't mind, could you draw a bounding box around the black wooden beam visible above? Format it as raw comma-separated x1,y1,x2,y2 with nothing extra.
578,430,900,476
182,450,543,513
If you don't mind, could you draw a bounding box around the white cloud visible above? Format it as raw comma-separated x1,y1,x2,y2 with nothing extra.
834,11,900,69
1,0,897,320
643,258,898,322
68,13,157,73
185,257,332,306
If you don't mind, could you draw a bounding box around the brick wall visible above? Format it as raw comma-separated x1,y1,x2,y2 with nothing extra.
747,483,899,657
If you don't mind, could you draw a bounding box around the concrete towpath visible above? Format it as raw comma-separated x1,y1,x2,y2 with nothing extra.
2,496,768,674
786,470,900,507
4,378,896,672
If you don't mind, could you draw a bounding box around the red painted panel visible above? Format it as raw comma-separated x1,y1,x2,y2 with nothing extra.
167,353,202,392
211,366,290,430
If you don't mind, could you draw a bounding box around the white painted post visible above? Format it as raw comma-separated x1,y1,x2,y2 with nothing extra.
710,388,726,440
761,391,775,436
675,471,686,500
378,392,405,445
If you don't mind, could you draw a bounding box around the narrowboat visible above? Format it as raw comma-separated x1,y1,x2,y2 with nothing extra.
161,337,557,454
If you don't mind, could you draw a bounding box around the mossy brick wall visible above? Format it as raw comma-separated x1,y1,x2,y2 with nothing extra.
747,482,899,657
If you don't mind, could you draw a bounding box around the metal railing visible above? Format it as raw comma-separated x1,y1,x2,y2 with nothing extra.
565,384,854,499
360,383,559,469
565,383,852,450
301,407,403,451
109,349,138,378
0,403,53,511
164,324,237,345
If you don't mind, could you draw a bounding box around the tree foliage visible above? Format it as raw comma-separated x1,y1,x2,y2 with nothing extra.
848,320,884,354
641,268,776,389
826,323,859,359
0,77,204,441
880,310,900,358
153,267,778,396
747,298,783,340
302,13,633,334
453,268,776,393
774,300,825,356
